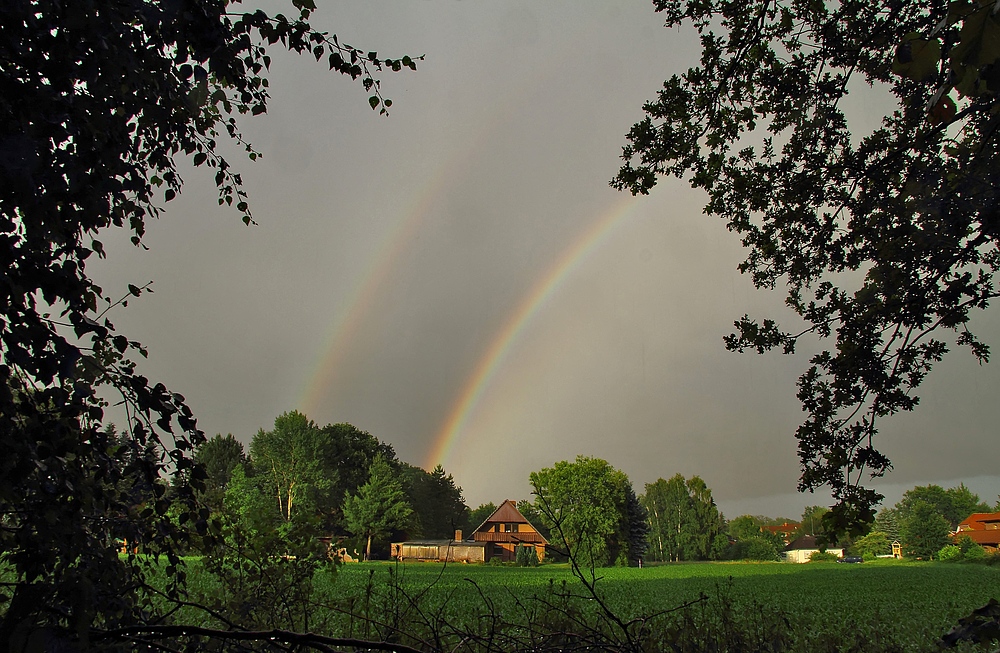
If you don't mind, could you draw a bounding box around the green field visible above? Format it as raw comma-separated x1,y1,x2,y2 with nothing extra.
182,558,1000,652
9,556,998,651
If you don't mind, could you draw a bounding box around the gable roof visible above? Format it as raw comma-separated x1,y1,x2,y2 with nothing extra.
785,535,819,551
955,530,1000,546
483,500,528,524
957,512,1000,531
470,499,547,543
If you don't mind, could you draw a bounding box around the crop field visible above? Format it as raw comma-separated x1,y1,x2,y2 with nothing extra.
306,560,1000,652
148,557,1000,651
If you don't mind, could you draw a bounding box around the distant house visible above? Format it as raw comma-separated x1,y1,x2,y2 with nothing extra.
469,499,547,563
392,499,547,563
953,512,1000,552
783,534,843,563
763,522,801,546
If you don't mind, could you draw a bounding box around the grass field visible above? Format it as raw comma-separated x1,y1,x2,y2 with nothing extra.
306,561,1000,651
128,556,999,651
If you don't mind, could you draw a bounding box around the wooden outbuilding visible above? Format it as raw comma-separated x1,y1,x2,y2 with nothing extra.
390,538,488,563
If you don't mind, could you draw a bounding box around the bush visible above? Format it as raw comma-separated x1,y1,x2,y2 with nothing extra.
809,550,839,562
851,530,891,558
938,544,962,562
957,535,987,561
861,552,876,562
516,545,539,567
742,536,780,561
963,544,987,561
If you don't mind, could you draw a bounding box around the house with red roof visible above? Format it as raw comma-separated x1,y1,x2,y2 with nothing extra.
953,512,1000,552
763,522,801,546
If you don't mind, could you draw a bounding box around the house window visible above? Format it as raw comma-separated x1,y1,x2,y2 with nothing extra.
494,524,500,533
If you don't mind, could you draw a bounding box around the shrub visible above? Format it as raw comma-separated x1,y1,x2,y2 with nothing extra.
516,545,539,567
852,530,891,558
937,545,962,562
957,535,987,561
808,550,839,562
742,536,779,561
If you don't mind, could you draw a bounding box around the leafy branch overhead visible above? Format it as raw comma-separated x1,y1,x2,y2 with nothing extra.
0,0,416,647
613,0,1000,534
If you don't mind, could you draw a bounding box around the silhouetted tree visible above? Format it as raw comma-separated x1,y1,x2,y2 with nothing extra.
615,0,1000,535
0,1,415,646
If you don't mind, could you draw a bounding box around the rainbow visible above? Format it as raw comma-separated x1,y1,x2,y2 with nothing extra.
426,194,641,469
298,166,455,418
296,31,595,419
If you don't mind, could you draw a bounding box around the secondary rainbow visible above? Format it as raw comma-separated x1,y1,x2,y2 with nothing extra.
298,166,455,418
296,54,578,419
426,195,642,469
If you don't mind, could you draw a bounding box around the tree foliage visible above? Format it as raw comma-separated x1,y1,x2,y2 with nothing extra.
0,0,415,646
798,505,830,538
901,499,952,559
400,463,469,539
851,530,891,558
614,0,1000,534
318,422,398,519
530,456,647,567
642,474,725,561
194,432,246,509
874,507,902,543
342,455,412,561
466,502,498,534
250,411,332,523
899,483,990,529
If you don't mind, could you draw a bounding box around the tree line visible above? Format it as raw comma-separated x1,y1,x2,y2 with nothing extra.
105,415,1000,570
187,411,469,561
525,461,1000,565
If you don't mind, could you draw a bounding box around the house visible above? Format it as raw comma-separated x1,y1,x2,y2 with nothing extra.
783,534,843,563
392,499,548,563
763,522,801,546
468,499,547,563
953,512,1000,552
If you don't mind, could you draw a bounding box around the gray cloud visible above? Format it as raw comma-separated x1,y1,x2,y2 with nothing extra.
90,1,999,514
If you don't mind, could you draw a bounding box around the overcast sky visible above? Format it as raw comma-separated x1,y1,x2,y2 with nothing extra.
90,1,1000,518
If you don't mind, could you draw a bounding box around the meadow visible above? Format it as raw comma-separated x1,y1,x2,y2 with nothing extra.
184,558,1000,652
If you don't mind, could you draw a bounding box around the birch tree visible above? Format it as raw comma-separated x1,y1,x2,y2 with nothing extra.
250,411,332,523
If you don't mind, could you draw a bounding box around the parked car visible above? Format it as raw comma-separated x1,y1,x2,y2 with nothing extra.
838,556,863,564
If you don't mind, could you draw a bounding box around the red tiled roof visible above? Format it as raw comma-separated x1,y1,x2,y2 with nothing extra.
957,512,1000,531
954,530,1000,546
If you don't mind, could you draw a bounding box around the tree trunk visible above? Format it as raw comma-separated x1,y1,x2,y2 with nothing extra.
365,534,372,561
